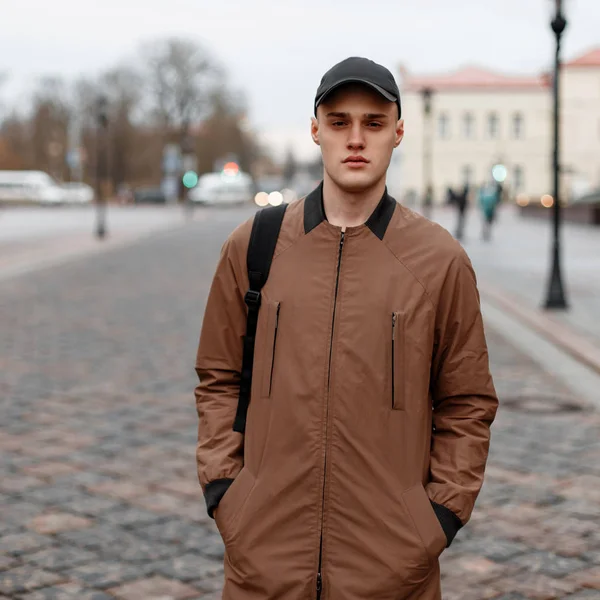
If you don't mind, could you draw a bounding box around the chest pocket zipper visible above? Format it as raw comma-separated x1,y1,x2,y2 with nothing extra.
392,311,405,410
261,301,280,398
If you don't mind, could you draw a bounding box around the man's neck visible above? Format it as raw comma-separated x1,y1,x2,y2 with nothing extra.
322,175,386,230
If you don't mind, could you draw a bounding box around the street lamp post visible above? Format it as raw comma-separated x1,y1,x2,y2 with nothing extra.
544,0,568,309
421,87,434,219
95,95,109,240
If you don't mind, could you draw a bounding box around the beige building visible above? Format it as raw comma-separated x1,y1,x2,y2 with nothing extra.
389,48,600,206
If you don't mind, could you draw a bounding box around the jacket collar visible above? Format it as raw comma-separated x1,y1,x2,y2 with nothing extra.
304,181,396,240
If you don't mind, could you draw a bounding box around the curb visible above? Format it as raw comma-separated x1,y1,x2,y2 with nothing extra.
479,280,600,376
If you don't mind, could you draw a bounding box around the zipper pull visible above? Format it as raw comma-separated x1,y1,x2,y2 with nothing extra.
316,572,322,597
392,313,397,340
275,304,280,330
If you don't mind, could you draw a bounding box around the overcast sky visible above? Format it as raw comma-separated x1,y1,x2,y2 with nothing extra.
1,0,599,160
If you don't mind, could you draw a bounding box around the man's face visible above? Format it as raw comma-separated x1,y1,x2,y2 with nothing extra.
311,84,404,193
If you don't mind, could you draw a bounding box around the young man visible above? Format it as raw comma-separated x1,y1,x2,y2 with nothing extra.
194,57,498,600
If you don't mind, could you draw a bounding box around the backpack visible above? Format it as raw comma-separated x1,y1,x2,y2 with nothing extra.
233,203,288,433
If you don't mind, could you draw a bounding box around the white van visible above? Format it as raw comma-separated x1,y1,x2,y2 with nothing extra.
188,171,253,206
0,170,65,204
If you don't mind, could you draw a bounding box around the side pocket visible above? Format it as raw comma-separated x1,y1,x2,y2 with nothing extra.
392,311,405,410
401,484,447,566
261,301,280,398
214,467,256,549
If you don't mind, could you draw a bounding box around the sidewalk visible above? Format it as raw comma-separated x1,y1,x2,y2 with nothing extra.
429,205,600,376
0,205,199,282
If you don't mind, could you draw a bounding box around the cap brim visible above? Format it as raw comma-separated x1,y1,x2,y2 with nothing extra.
315,77,397,109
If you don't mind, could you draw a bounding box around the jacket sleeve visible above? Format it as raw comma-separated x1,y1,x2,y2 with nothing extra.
194,231,248,519
426,250,498,546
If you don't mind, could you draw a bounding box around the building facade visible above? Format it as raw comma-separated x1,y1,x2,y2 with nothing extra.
389,48,600,206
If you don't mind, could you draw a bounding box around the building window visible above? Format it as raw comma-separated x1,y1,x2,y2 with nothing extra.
513,165,525,191
462,112,475,139
461,165,473,185
513,113,524,139
438,113,450,139
487,112,500,139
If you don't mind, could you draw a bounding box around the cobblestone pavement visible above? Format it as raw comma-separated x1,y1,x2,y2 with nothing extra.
1,213,600,599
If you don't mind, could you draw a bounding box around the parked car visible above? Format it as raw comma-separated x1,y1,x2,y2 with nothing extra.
60,182,94,204
188,172,254,206
0,170,64,204
133,186,167,204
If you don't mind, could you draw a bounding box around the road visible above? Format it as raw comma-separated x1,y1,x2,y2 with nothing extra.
1,205,600,599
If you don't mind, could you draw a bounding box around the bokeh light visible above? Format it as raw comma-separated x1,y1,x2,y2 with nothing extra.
255,192,269,207
182,171,199,189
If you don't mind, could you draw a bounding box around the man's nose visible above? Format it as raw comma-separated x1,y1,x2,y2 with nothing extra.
347,123,365,149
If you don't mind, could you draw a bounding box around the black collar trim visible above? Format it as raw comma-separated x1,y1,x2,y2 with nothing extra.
304,181,396,240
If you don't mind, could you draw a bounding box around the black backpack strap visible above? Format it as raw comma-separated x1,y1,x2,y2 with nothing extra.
233,204,287,433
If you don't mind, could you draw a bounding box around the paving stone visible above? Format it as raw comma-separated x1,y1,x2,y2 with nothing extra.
21,462,82,479
0,555,19,571
0,565,64,594
0,531,54,556
566,565,600,589
26,546,99,571
0,475,46,494
490,571,580,598
65,561,150,589
98,506,167,528
510,551,588,578
18,583,114,599
132,519,203,546
86,480,145,501
563,591,600,599
27,512,93,534
148,553,223,582
108,575,200,600
60,495,123,517
191,575,224,593
24,486,90,506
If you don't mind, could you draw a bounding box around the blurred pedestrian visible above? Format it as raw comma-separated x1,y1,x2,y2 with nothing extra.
194,56,498,600
450,184,469,241
478,180,501,241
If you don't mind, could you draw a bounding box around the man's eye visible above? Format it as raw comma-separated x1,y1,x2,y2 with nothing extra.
332,121,346,127
367,122,382,128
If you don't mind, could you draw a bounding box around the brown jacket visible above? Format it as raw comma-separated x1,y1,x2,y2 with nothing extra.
195,184,498,600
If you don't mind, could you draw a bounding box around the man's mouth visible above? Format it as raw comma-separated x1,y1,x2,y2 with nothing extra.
343,156,369,164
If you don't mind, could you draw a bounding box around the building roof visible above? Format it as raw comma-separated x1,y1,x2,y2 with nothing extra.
564,47,600,67
400,65,550,93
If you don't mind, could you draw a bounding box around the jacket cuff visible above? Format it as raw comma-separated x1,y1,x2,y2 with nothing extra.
204,478,234,519
430,501,463,547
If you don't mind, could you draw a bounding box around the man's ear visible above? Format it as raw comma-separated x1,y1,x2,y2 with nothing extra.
394,118,405,148
311,116,320,146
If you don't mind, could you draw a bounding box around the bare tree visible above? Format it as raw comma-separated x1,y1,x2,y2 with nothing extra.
101,66,144,188
195,87,261,176
30,77,71,180
141,37,222,133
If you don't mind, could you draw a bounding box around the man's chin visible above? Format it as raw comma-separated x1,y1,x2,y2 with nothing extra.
332,173,380,194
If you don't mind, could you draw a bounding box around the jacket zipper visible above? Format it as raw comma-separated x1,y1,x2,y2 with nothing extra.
317,230,345,600
392,313,397,408
268,304,281,396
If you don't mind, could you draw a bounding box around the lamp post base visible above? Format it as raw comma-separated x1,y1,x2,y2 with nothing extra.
544,247,568,310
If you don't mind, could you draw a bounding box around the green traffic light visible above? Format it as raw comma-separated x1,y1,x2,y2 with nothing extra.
183,171,199,189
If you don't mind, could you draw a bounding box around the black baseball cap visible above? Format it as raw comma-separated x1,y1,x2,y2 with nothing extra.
314,57,401,118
